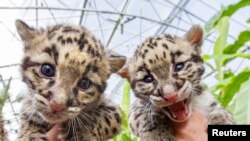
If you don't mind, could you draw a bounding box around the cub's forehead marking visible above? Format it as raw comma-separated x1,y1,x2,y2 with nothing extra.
42,25,105,60
136,35,175,54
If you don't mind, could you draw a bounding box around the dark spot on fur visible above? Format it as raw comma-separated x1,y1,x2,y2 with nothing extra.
43,47,52,56
148,126,157,132
57,36,63,41
104,116,111,126
175,51,182,56
134,113,142,120
32,69,39,77
114,113,121,123
210,102,217,107
112,128,117,134
22,76,36,89
79,39,89,50
197,67,205,76
156,37,161,40
190,54,203,63
105,106,116,111
72,88,78,96
170,52,175,63
94,82,106,93
66,37,73,44
65,53,69,59
147,44,154,49
47,25,62,39
47,80,55,87
165,34,175,43
62,26,80,33
194,85,204,95
149,59,153,64
51,44,59,65
105,127,109,134
81,60,86,65
155,54,159,60
173,72,178,78
74,37,78,42
186,63,192,69
22,57,40,70
163,52,166,58
136,121,140,128
61,39,66,45
162,43,168,49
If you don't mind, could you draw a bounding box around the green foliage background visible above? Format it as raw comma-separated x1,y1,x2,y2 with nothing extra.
204,0,250,124
0,0,249,140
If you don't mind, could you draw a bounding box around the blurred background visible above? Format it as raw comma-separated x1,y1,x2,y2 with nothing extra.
0,0,249,140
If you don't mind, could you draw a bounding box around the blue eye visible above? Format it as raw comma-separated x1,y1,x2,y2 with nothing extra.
40,64,55,77
174,63,184,72
78,77,92,90
143,75,154,83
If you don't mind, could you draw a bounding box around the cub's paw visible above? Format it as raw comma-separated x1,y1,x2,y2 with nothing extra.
208,109,234,125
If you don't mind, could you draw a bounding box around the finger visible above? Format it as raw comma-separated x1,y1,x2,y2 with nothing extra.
192,111,208,130
46,125,62,141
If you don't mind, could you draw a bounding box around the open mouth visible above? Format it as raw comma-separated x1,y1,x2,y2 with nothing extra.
163,99,191,122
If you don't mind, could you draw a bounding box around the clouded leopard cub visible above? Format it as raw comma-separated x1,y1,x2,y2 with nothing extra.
15,20,125,141
119,25,234,141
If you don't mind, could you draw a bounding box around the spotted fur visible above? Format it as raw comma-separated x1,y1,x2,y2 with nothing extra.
15,20,125,141
119,25,234,141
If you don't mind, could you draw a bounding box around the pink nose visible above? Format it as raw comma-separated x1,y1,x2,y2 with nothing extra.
50,100,66,112
163,92,177,102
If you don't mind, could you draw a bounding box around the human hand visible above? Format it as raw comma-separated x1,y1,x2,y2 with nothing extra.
46,124,61,141
174,111,208,141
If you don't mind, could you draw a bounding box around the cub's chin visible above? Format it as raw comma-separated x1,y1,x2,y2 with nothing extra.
39,111,69,124
162,98,192,122
38,107,81,124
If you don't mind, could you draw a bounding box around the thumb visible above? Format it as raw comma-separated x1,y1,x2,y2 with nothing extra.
46,124,62,141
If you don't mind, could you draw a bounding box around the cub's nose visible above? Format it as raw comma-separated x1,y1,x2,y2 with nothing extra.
163,92,177,102
50,100,66,112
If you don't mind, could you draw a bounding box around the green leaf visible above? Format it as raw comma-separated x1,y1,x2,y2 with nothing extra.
214,0,250,26
223,52,250,65
235,52,250,59
122,79,131,115
247,18,250,23
202,54,212,61
210,76,232,93
220,69,250,107
0,76,11,112
112,80,137,141
223,69,235,79
118,106,128,128
223,30,250,54
206,0,250,31
213,17,229,80
228,77,250,124
205,6,224,33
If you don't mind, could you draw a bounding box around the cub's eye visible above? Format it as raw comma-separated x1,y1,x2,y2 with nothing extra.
174,63,185,72
78,77,92,90
143,75,154,83
40,64,55,77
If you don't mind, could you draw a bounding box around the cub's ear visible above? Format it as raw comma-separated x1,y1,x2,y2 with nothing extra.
108,53,126,73
15,19,38,43
184,25,203,53
117,65,130,80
